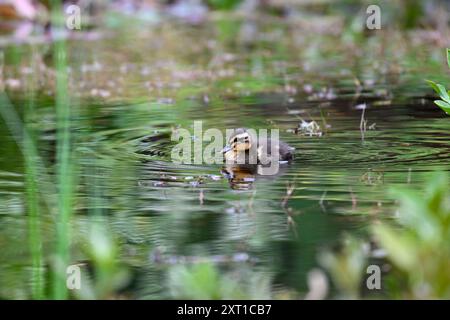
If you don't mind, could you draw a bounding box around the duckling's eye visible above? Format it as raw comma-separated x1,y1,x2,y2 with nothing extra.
233,137,238,143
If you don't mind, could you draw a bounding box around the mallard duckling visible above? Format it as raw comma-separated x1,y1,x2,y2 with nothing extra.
221,128,294,164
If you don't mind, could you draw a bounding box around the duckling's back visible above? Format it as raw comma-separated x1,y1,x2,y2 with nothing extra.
257,138,294,163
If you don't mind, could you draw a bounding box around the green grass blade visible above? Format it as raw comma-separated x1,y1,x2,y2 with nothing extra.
51,0,73,300
25,49,45,300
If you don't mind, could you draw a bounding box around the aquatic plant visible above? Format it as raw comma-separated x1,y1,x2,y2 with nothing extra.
373,172,450,299
25,50,45,300
322,172,450,299
427,49,450,114
51,0,74,299
71,220,130,300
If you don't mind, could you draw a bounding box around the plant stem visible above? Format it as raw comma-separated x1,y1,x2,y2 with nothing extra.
52,0,72,300
25,48,45,300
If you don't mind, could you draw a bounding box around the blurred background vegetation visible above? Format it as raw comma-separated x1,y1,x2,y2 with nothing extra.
0,0,449,300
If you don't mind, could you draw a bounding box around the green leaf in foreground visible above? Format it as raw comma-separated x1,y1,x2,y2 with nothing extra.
426,79,439,93
372,172,450,299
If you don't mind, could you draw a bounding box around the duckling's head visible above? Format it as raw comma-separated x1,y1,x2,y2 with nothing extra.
221,128,252,158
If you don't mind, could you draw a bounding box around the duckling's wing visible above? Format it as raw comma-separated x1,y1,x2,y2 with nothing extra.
259,139,294,162
278,140,294,161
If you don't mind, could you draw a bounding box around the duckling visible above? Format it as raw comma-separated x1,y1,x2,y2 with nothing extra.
221,128,294,165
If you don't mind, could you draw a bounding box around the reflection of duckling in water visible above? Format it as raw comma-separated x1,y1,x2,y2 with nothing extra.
221,165,257,190
220,128,294,189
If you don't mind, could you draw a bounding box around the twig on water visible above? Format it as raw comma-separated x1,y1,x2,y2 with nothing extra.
281,182,299,238
199,189,204,205
358,103,367,142
281,182,296,208
349,187,357,210
286,208,298,238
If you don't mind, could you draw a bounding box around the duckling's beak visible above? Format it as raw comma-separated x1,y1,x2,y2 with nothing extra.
221,145,232,154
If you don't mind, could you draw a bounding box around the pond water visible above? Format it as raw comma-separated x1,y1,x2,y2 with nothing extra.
0,18,449,299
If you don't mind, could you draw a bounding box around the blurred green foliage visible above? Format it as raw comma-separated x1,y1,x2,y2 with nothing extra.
373,172,450,298
324,172,450,299
168,263,271,299
319,236,367,299
75,222,130,299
